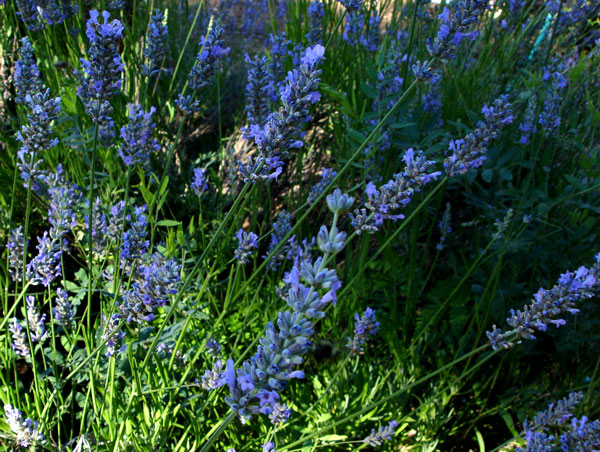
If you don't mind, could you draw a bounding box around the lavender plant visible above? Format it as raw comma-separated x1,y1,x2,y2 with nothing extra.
1,1,599,450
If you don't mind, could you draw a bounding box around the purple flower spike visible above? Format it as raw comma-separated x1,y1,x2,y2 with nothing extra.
119,105,160,167
346,307,380,354
487,254,599,350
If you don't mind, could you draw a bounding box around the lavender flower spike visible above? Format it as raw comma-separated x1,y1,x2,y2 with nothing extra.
241,44,325,182
77,9,124,124
118,104,160,167
487,253,599,350
26,231,62,287
308,169,337,204
118,253,180,324
337,0,363,10
26,296,48,343
364,420,399,447
444,95,513,177
426,1,489,63
346,307,380,354
350,149,441,234
234,229,259,264
518,392,600,452
7,226,26,282
54,288,76,329
306,2,325,45
16,89,62,186
102,314,125,357
188,23,230,90
80,10,124,100
244,54,271,127
47,166,81,242
142,9,169,78
191,167,209,196
224,234,342,421
4,404,44,447
14,38,44,104
15,0,44,30
9,318,30,358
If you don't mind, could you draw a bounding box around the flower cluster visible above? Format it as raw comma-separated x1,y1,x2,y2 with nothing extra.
16,90,62,187
191,167,209,196
15,0,77,30
102,314,125,357
118,253,181,324
306,2,325,44
350,149,441,234
46,166,81,243
487,254,599,350
222,251,342,421
267,33,291,101
241,45,325,182
85,198,130,258
216,196,347,422
118,104,160,167
26,231,62,286
201,358,226,390
142,9,169,78
120,206,150,270
538,67,567,134
518,94,538,145
269,402,291,425
26,296,48,343
174,94,202,116
245,54,271,127
264,210,295,271
546,0,600,34
9,318,30,358
444,95,513,176
234,229,259,265
363,420,399,447
14,38,44,104
188,24,230,91
54,288,76,329
237,154,284,183
346,307,380,354
3,404,44,447
426,0,489,63
362,15,382,52
15,0,45,31
517,392,600,452
337,0,363,10
78,10,124,122
343,11,364,47
422,73,442,114
7,226,26,282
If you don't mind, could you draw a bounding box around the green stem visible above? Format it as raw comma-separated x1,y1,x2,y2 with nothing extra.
168,0,206,94
197,411,236,452
86,118,100,338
